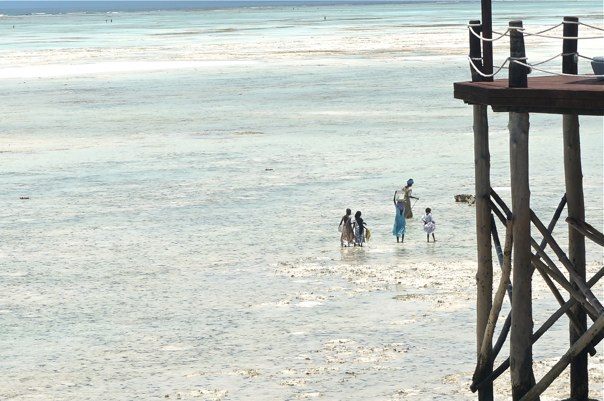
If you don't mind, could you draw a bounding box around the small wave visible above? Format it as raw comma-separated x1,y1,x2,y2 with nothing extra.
233,131,264,136
151,30,203,36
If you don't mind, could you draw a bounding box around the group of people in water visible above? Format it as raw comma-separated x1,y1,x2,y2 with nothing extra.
338,209,369,247
338,178,437,247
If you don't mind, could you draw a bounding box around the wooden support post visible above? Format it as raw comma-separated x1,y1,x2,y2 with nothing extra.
480,0,493,81
563,17,588,395
562,17,589,392
508,19,536,401
474,102,493,401
562,16,586,400
469,20,484,82
562,17,579,75
509,110,536,400
509,21,528,88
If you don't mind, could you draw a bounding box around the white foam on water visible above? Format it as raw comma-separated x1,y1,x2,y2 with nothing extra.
0,60,258,79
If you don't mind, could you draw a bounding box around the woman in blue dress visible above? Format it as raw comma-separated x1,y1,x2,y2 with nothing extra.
392,190,406,243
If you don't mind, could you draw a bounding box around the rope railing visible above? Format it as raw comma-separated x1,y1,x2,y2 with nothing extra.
523,31,603,40
465,18,604,82
578,21,604,31
467,56,509,77
467,25,510,42
510,59,604,78
468,52,596,75
467,21,604,41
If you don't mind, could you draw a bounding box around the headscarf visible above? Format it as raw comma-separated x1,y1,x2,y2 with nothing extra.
407,178,414,186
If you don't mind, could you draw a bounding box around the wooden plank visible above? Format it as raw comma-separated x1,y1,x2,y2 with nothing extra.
453,76,604,116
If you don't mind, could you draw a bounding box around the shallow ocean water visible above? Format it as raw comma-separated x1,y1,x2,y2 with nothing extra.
0,1,603,400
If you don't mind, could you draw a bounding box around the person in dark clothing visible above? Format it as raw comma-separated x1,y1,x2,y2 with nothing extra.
352,210,368,247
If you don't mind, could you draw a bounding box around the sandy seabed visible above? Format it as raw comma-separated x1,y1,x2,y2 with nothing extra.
268,249,604,401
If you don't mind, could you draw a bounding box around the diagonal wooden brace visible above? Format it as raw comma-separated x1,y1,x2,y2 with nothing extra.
531,210,604,314
519,314,604,401
530,248,599,321
473,220,513,385
471,267,604,393
489,194,596,337
566,217,604,247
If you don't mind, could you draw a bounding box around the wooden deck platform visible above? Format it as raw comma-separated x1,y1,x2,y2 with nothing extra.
454,75,604,115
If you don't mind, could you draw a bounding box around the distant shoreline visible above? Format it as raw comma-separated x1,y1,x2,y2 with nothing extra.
0,0,465,16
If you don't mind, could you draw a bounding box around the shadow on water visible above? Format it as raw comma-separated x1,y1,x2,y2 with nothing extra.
339,246,370,264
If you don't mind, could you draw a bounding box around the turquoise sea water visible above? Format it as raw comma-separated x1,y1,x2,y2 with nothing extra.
0,1,603,400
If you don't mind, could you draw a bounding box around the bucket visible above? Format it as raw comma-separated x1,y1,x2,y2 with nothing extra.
592,56,604,80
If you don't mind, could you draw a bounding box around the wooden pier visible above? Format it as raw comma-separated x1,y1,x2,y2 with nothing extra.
454,10,604,401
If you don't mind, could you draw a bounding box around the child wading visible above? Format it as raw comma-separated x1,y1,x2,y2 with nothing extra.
352,211,368,247
338,208,355,247
392,191,406,243
422,207,436,242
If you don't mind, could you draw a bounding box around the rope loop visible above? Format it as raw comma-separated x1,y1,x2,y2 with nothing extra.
467,26,511,42
467,56,510,78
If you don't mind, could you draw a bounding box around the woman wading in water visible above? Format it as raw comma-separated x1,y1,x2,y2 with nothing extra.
338,208,355,247
392,192,406,243
401,178,418,219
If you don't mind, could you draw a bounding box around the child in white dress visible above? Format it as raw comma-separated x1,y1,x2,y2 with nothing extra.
422,207,436,242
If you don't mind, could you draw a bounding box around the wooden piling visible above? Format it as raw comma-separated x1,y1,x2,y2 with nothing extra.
562,17,579,75
509,21,528,88
480,0,493,81
508,23,535,398
509,110,536,400
474,102,493,401
469,20,484,82
562,15,588,401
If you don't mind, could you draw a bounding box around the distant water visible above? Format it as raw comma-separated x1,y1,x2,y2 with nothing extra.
1,0,441,16
0,1,602,400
